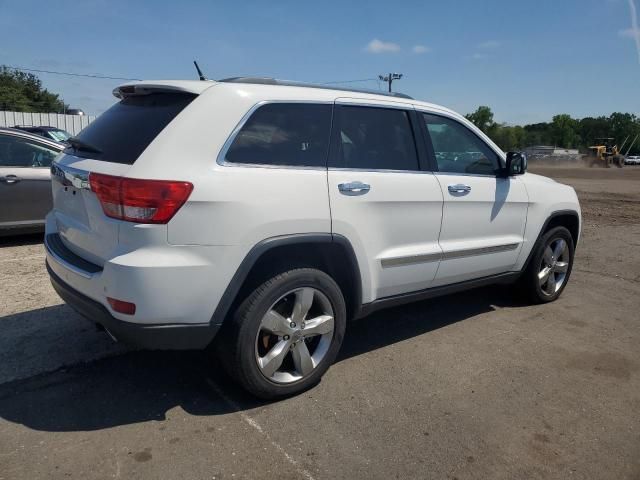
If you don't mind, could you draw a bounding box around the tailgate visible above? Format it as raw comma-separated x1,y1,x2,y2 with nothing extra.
51,155,130,266
49,89,199,265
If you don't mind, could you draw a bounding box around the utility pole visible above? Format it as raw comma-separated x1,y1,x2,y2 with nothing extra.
378,73,403,92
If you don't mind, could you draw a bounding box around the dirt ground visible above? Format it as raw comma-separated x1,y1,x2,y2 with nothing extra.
530,165,640,284
0,165,639,480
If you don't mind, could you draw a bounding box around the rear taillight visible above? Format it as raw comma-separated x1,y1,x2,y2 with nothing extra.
89,173,193,224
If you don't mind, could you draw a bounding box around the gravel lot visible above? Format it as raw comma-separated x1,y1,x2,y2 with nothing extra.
0,166,639,480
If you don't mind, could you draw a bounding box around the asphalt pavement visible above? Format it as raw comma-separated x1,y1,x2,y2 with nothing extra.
1,167,639,479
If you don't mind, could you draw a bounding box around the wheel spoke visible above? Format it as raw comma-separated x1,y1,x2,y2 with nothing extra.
261,309,289,336
291,341,314,376
553,239,566,260
538,266,551,285
302,314,334,336
258,339,292,377
554,261,569,273
291,288,314,323
545,272,556,294
262,310,289,336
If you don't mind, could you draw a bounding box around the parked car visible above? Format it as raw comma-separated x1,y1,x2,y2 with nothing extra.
13,125,72,143
0,128,64,235
45,78,581,398
625,155,640,165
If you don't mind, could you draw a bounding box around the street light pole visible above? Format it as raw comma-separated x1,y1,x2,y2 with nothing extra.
378,73,403,92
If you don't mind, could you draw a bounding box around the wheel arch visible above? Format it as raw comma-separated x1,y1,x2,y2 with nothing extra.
522,209,580,272
543,210,580,246
211,234,363,326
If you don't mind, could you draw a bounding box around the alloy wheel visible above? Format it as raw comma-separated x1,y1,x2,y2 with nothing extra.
538,238,570,296
254,287,335,384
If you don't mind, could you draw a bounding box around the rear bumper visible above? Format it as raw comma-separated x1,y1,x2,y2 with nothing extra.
47,261,219,350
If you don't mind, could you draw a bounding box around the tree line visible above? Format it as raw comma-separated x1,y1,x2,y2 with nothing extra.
0,66,67,113
465,106,640,155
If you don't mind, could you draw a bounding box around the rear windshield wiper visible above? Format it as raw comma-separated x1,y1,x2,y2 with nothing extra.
67,137,102,154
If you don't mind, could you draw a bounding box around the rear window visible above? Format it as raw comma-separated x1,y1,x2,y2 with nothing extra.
65,93,196,164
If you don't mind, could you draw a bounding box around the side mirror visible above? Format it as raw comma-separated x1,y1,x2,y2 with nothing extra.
505,151,527,176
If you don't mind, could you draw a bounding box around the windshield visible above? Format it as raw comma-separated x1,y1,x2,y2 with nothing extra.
48,130,71,142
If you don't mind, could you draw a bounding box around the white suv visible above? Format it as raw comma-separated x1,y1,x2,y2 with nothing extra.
45,78,581,398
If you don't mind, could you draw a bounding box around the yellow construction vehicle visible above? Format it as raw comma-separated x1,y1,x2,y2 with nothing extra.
584,138,626,168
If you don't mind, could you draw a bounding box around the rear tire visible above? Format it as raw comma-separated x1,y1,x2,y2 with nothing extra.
518,226,575,304
218,268,346,399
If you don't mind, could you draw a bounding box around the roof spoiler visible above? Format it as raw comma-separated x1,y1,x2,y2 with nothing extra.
113,81,215,99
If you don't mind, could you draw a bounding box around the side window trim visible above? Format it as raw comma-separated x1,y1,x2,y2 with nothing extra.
327,103,422,173
408,109,435,172
218,100,334,170
416,109,505,176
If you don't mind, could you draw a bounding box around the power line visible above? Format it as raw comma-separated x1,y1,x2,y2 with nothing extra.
2,65,140,81
3,67,389,90
320,78,378,85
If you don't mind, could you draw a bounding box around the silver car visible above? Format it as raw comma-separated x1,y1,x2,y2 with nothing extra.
0,128,64,235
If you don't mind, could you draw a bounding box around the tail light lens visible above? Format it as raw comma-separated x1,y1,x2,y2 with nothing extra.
89,173,193,224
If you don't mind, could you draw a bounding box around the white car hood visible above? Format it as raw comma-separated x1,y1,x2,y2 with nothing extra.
522,172,558,185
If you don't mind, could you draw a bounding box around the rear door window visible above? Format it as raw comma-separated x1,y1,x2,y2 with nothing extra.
225,103,332,167
330,105,419,171
0,135,59,168
65,93,196,164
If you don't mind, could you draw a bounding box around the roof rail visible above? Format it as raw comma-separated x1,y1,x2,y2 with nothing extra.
218,77,414,100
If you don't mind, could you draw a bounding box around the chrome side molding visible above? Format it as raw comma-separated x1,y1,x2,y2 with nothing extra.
381,242,520,268
443,243,519,260
381,252,442,268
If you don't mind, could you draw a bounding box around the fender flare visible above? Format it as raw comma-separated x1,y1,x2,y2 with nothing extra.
520,209,580,273
210,233,362,325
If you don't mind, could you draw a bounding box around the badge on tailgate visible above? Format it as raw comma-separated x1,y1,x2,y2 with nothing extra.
51,162,90,190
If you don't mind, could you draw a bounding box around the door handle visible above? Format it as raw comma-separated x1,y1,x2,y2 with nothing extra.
0,175,20,184
338,181,370,196
447,184,471,194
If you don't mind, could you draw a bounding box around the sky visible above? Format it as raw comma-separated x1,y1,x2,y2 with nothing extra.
1,0,639,124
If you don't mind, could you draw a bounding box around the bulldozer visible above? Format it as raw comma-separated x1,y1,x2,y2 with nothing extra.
584,138,625,168
584,135,638,168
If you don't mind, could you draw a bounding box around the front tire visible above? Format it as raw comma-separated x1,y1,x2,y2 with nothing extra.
219,268,346,399
520,226,575,304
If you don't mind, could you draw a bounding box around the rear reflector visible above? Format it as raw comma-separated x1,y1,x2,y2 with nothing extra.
107,297,136,315
89,173,193,224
